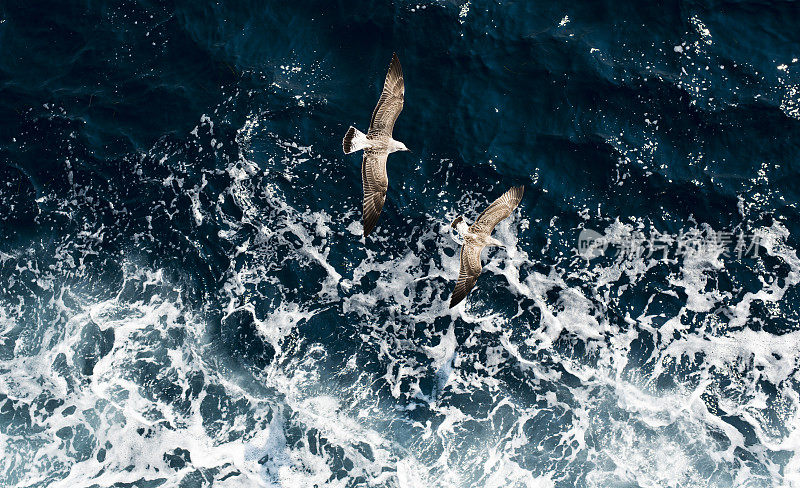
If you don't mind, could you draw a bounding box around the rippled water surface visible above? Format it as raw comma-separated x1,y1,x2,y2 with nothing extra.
1,1,800,486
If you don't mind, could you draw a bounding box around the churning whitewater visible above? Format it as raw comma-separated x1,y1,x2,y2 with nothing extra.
1,1,800,487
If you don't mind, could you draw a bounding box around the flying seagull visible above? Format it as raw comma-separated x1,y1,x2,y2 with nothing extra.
449,186,525,308
342,53,409,237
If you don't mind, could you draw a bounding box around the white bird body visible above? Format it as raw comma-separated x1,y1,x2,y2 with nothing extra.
343,129,408,154
454,221,504,249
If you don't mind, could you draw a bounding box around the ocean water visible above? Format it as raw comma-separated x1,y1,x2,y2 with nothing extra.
1,0,799,486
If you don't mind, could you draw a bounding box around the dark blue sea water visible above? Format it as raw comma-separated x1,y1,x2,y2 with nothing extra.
1,1,800,486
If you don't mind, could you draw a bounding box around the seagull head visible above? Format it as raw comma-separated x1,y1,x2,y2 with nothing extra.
390,140,410,153
451,216,470,240
488,237,505,248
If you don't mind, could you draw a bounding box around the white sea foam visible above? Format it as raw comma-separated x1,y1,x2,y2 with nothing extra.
4,43,800,487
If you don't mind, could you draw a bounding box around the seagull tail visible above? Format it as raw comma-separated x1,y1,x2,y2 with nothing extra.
343,126,370,154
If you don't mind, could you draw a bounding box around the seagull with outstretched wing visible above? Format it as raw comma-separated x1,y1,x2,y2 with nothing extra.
449,186,525,308
342,53,409,237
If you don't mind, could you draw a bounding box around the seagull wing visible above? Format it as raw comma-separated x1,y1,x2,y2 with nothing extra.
469,186,524,237
368,53,404,137
449,238,483,308
362,149,389,237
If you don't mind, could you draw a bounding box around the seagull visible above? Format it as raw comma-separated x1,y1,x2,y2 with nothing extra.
449,186,525,308
342,53,409,237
